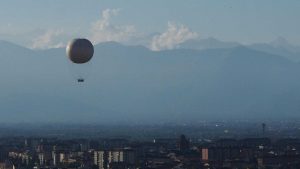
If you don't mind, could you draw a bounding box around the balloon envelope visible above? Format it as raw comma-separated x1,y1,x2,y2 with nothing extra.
66,39,94,64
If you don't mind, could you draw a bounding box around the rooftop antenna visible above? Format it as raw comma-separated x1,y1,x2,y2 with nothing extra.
262,123,266,136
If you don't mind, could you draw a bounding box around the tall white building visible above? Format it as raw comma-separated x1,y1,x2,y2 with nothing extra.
94,149,137,169
38,153,44,165
94,151,106,169
108,150,124,163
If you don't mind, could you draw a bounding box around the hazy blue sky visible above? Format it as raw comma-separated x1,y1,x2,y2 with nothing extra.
0,0,300,48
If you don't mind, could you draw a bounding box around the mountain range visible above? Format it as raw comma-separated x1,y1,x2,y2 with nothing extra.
0,38,300,124
180,37,300,62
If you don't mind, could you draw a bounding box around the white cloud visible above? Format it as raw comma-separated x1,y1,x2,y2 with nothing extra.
150,22,198,51
90,9,137,44
29,10,199,50
31,29,65,49
30,9,137,49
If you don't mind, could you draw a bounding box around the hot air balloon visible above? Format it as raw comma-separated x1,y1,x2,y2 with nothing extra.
66,39,94,82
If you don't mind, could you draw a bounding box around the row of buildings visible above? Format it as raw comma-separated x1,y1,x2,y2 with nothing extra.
0,135,300,169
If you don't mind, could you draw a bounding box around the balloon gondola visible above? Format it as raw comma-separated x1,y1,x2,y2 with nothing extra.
77,78,85,83
66,38,94,82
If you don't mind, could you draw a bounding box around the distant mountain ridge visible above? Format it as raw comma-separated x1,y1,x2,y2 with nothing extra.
179,37,240,50
178,37,300,62
249,37,300,62
0,40,300,123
